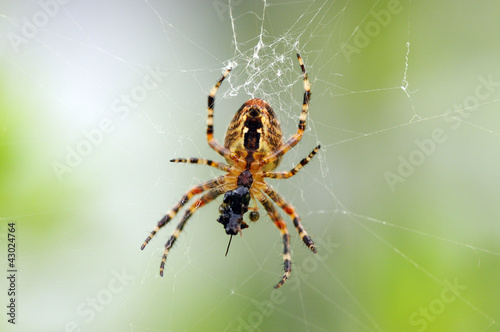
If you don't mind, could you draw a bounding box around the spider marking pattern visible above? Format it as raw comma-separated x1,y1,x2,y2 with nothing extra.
141,54,320,289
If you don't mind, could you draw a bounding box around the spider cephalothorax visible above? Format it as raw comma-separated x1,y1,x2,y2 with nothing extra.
141,54,320,288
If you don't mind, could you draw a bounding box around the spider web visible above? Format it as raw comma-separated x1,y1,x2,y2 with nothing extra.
1,0,500,331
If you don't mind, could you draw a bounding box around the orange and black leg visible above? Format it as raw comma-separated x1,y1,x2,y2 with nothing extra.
263,145,320,179
159,187,225,276
255,192,292,289
140,175,226,250
263,185,316,253
170,158,230,172
262,54,311,166
207,68,236,161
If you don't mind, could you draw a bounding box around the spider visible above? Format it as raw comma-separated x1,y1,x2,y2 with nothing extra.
141,54,320,289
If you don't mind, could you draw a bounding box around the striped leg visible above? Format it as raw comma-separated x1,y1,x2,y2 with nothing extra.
141,175,226,250
170,158,230,172
263,145,320,179
159,187,225,276
263,185,316,253
261,53,311,166
255,192,292,289
207,69,234,160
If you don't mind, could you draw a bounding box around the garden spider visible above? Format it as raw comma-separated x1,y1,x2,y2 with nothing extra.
141,54,320,289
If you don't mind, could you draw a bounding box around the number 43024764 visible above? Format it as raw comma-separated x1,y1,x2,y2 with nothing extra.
7,223,15,268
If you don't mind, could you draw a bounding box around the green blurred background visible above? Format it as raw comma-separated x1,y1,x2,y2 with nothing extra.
1,1,500,331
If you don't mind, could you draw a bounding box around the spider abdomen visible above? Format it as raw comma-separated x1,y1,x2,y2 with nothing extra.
224,98,283,171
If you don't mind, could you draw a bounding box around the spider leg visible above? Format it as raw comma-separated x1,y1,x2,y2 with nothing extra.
263,144,320,179
261,54,311,166
254,191,291,289
170,158,230,172
141,175,226,250
207,68,236,161
159,187,225,276
263,184,316,253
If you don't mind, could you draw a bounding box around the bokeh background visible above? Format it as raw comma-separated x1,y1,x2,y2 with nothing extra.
1,1,500,331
